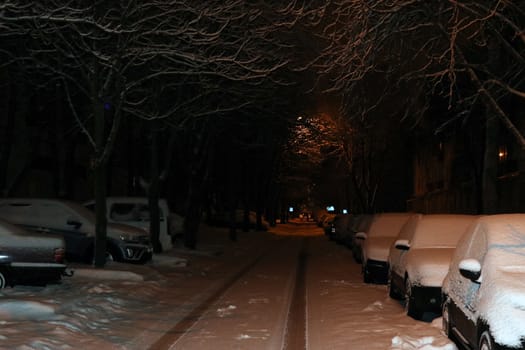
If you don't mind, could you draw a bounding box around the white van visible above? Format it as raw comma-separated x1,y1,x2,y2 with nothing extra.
0,198,153,264
84,197,173,251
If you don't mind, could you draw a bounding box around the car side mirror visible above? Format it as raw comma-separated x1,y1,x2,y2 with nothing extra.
459,258,482,282
355,232,367,240
67,218,82,229
394,239,410,251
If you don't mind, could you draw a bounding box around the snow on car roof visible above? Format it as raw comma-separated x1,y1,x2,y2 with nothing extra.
367,213,413,238
478,214,525,247
410,214,476,249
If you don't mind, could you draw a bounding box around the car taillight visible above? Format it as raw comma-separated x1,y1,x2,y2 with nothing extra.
54,248,65,263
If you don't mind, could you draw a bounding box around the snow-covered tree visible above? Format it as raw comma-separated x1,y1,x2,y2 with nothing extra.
316,0,525,213
1,0,325,259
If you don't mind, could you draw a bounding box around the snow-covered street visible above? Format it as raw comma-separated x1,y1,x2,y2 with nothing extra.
0,221,457,350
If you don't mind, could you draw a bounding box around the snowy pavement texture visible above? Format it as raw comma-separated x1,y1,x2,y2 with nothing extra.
0,222,457,349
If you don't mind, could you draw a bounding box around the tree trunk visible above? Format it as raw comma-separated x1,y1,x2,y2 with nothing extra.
183,161,205,249
93,74,107,268
54,82,68,198
0,78,16,197
266,183,279,227
242,207,250,232
93,161,108,267
148,126,162,253
183,186,200,249
482,115,499,214
229,206,237,242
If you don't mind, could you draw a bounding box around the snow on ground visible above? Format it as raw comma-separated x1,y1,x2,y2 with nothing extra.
302,226,456,350
0,221,457,349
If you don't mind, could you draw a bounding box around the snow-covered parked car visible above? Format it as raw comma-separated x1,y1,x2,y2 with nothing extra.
0,218,67,288
387,214,477,320
442,214,525,350
84,197,174,252
0,198,153,264
350,214,373,263
357,212,414,284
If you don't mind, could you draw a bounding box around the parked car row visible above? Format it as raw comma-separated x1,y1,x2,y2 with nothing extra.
0,197,183,288
0,198,153,265
326,212,525,350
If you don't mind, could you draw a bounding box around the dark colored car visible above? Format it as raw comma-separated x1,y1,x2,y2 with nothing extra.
329,214,353,243
0,218,67,288
442,214,525,350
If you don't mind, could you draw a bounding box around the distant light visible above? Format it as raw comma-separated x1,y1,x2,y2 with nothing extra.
498,145,508,162
289,207,294,213
326,205,335,212
342,209,348,214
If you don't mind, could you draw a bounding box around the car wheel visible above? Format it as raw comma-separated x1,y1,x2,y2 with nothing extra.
0,271,7,288
353,247,362,264
442,299,451,338
479,331,495,350
363,264,372,283
88,246,118,264
405,278,422,320
388,273,402,300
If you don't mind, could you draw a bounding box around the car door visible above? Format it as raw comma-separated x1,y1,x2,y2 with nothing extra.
391,214,420,292
37,202,92,261
448,223,486,346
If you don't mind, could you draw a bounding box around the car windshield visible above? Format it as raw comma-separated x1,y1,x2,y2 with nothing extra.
411,216,474,249
62,201,97,224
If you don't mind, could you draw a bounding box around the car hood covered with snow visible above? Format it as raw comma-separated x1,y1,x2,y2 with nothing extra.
107,223,150,241
363,237,397,262
405,248,454,287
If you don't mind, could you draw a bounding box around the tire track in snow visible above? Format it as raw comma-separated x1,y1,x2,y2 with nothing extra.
284,237,308,350
147,245,270,350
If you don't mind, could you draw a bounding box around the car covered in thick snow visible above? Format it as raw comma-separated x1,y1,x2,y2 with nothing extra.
0,198,153,264
357,212,413,284
387,214,477,320
0,218,67,288
442,214,525,350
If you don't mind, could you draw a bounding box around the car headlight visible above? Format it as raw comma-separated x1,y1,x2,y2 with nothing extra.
119,234,136,242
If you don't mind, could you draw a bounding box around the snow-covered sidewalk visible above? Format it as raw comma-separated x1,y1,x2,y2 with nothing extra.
305,233,456,350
